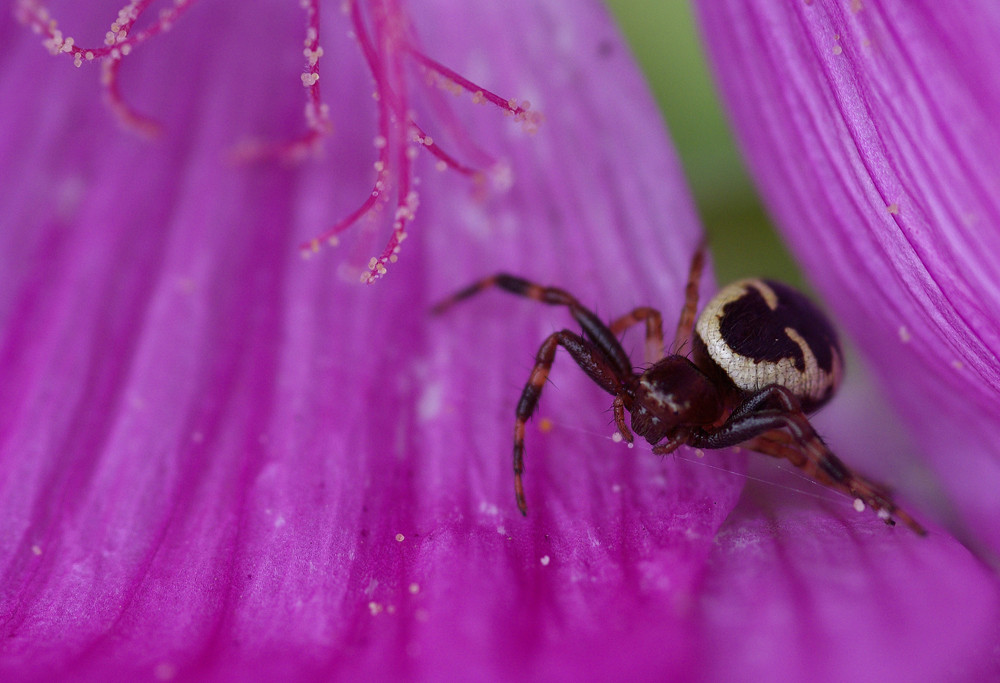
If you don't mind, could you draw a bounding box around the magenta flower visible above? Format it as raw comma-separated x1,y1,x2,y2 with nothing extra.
695,0,1000,564
1,1,998,681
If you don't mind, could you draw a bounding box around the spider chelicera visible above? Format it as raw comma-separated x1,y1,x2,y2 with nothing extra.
433,246,926,535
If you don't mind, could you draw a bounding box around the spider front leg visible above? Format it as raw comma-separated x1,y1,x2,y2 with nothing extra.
690,386,927,535
513,330,627,515
432,274,633,378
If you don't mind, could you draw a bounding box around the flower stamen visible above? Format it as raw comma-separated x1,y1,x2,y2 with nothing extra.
16,0,197,135
18,0,540,284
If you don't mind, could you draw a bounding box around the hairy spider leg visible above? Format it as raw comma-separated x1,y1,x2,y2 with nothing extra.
605,243,706,364
514,330,627,515
741,432,926,535
689,386,927,535
434,274,640,514
608,307,665,365
672,243,707,352
432,274,633,378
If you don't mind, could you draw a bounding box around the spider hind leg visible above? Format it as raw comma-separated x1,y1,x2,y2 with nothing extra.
672,243,707,353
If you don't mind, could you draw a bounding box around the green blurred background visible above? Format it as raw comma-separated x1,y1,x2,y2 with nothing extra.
606,1,801,285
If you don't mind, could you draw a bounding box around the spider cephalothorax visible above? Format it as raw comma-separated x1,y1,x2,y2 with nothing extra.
433,247,925,535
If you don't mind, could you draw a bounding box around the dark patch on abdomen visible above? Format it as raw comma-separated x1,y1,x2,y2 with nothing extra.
719,281,840,373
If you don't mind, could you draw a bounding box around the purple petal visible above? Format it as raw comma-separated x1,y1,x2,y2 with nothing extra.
0,1,736,678
3,1,999,680
701,477,1000,683
694,1,1000,557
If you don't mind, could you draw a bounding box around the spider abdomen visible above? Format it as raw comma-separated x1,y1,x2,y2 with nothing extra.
693,279,843,412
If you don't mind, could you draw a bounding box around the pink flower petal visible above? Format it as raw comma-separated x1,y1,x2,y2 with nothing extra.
695,0,1000,557
701,478,1000,683
0,1,736,678
3,1,999,680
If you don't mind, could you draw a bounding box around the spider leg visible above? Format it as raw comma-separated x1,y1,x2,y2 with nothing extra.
432,274,633,378
671,242,707,353
689,386,926,535
513,330,626,515
739,429,817,473
741,431,926,535
609,307,665,365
